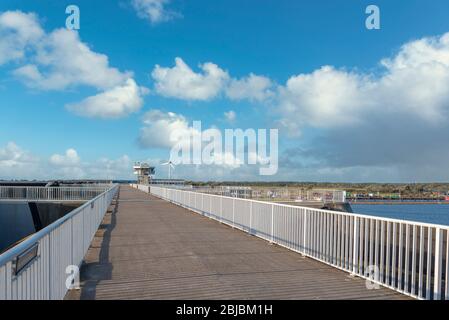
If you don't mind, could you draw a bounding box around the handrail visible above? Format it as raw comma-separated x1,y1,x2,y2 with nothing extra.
0,184,118,266
137,184,449,300
151,185,449,230
0,184,119,300
0,185,110,201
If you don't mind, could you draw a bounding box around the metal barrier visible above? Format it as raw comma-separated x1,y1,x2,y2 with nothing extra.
0,184,119,300
0,186,110,201
139,184,449,300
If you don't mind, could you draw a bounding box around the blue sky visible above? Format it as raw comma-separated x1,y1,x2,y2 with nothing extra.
1,0,449,182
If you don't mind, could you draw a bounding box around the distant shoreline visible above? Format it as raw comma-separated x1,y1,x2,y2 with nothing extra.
351,201,449,205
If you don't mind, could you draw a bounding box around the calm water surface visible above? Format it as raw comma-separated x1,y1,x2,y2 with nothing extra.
351,204,449,226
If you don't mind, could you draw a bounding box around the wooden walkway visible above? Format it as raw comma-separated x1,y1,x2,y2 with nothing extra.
66,186,409,300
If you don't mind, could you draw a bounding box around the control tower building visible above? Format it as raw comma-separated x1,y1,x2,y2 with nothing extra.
133,162,155,185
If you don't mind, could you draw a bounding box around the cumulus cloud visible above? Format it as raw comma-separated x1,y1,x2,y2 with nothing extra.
226,73,274,102
131,0,178,24
152,57,230,100
274,32,449,181
0,11,43,65
66,79,148,119
151,58,276,103
0,10,145,118
138,110,274,174
138,109,197,148
0,141,37,167
50,148,80,166
276,66,370,135
13,28,130,90
0,142,134,180
276,33,449,136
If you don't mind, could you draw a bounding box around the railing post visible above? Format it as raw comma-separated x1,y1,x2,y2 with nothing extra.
249,201,253,234
202,193,204,215
303,210,307,256
220,197,223,222
270,203,274,243
434,228,443,300
352,216,359,275
48,232,52,299
232,198,235,227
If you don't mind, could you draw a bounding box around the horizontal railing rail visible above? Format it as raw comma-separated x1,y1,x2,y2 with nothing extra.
136,184,449,300
0,184,119,300
0,186,110,201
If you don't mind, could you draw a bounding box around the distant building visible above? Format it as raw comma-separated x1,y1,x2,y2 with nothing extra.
133,162,155,185
220,186,252,198
150,179,186,186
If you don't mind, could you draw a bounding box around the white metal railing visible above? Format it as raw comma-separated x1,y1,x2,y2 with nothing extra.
0,186,110,201
0,184,119,300
138,185,449,300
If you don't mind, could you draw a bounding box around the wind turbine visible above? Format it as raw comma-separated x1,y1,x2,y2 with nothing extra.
161,160,175,179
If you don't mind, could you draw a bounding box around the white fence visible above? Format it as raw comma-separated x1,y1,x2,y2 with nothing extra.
142,185,449,300
0,186,110,201
0,185,119,300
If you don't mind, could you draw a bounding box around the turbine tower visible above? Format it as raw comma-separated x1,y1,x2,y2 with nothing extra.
161,160,175,179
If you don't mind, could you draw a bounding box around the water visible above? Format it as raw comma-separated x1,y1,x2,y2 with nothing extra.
351,204,449,226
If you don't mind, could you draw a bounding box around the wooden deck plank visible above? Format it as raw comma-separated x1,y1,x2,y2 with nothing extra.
65,186,410,300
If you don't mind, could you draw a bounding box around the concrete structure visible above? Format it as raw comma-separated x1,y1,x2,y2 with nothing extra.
150,179,186,186
0,184,118,299
133,162,155,185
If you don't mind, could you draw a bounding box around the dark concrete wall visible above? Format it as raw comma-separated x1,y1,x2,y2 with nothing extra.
0,202,36,253
0,201,84,254
36,202,83,228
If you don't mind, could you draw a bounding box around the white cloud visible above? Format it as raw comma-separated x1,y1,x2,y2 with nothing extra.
224,110,236,123
272,32,449,181
138,110,266,172
0,142,42,179
0,142,134,180
131,0,178,24
0,141,36,167
0,11,43,65
66,79,148,119
151,58,277,103
139,109,197,148
13,28,130,90
50,148,80,166
276,32,449,136
0,10,145,118
277,66,369,135
151,57,230,100
226,73,274,102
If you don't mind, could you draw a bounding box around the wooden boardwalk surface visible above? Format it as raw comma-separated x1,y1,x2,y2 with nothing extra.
66,186,410,300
